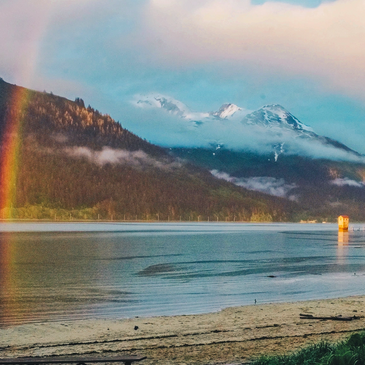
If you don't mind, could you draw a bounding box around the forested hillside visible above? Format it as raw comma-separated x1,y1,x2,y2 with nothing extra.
0,79,296,221
172,148,365,221
0,78,165,155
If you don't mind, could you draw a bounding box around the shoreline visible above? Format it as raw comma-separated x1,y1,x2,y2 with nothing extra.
2,296,365,364
0,221,341,233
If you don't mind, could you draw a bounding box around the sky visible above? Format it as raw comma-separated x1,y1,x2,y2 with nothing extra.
1,0,365,154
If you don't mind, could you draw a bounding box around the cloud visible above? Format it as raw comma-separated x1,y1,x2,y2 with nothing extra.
63,146,181,170
0,0,141,93
211,170,297,197
331,178,365,187
141,0,365,100
2,0,365,158
51,133,69,144
0,0,54,85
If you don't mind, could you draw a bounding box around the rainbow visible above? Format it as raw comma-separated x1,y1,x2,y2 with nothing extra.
0,85,31,219
0,85,33,325
0,2,57,326
0,0,53,220
0,233,18,324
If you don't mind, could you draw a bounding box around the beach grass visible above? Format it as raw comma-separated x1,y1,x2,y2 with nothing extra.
252,332,365,365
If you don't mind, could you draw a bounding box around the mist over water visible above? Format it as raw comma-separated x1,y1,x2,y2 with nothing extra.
0,222,365,327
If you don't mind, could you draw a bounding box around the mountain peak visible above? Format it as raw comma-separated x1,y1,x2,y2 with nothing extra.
243,104,314,133
135,94,188,118
134,94,210,121
261,104,286,112
212,103,241,119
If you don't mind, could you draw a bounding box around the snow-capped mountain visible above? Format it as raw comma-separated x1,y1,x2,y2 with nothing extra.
241,104,360,158
132,94,361,160
130,93,365,213
242,104,313,133
133,94,210,121
134,94,249,122
135,94,186,116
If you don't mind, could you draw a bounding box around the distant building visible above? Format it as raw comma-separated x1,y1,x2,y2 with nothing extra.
338,215,349,231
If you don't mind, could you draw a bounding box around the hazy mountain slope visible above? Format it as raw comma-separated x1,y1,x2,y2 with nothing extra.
0,79,295,221
171,147,365,221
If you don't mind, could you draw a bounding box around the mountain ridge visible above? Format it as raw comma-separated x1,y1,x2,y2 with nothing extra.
134,94,361,160
0,78,295,222
1,78,365,222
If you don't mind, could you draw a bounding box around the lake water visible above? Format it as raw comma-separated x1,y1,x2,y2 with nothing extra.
1,222,365,327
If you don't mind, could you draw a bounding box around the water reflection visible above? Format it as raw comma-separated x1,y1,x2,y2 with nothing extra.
1,224,365,327
337,231,349,266
338,231,349,245
0,232,128,326
0,233,16,324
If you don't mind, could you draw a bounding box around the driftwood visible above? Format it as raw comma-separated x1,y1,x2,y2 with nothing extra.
300,313,360,321
0,356,147,365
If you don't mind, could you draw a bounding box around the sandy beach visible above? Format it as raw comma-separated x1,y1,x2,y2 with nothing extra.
1,296,365,364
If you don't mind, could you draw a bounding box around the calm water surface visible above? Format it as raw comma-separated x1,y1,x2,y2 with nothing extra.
0,222,365,327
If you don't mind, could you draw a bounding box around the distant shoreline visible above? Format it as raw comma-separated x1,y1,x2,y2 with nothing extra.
0,218,340,222
0,220,343,233
2,219,364,224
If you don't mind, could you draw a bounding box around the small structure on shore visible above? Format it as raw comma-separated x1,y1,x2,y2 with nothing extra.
338,215,349,231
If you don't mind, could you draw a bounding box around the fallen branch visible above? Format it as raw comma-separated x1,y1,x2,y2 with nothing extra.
299,313,360,321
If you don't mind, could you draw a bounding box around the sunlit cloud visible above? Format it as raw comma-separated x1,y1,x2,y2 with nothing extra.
0,0,139,93
0,0,53,86
2,0,365,157
141,0,365,99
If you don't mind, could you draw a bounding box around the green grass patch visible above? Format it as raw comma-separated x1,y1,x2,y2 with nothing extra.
252,332,365,365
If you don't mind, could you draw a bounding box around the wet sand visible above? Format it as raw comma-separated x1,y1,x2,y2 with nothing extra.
1,296,365,365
